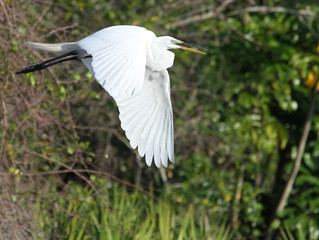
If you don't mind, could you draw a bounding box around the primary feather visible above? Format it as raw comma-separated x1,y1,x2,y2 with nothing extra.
115,68,174,167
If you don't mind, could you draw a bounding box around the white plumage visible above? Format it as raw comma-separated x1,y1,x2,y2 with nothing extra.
18,25,205,168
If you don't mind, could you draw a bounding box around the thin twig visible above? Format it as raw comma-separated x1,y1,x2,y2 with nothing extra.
227,6,316,17
277,84,318,212
166,10,218,29
74,125,114,132
30,0,53,32
266,82,319,239
0,168,155,198
167,5,316,29
25,149,98,191
0,99,8,163
166,0,236,29
297,15,319,39
215,0,236,15
231,165,245,228
0,0,13,29
44,23,79,38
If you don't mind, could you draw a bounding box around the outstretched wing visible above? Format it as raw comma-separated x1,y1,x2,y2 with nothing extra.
114,68,174,168
76,25,155,97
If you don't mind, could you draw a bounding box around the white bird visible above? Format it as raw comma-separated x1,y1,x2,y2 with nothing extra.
16,25,206,168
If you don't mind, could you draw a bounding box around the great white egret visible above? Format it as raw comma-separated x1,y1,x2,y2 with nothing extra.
16,25,206,168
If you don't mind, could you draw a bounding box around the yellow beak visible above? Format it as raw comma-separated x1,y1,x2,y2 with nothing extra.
178,42,207,55
180,45,206,55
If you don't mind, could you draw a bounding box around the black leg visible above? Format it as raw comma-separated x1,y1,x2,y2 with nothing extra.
16,50,80,74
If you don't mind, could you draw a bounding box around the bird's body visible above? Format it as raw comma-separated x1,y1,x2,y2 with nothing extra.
17,25,205,168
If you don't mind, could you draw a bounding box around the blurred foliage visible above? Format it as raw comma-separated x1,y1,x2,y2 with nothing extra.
1,0,319,239
34,178,233,239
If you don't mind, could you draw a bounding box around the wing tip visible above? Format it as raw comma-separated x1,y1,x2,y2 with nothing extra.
141,154,174,168
161,161,168,168
169,154,175,164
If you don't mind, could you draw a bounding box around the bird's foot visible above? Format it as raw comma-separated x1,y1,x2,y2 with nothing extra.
16,62,45,74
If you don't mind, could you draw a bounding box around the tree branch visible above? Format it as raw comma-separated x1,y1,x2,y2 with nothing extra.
167,5,316,29
277,83,318,212
266,81,319,239
227,6,316,17
166,0,236,29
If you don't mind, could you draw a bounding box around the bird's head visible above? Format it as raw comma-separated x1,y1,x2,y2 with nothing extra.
157,36,206,55
148,36,206,70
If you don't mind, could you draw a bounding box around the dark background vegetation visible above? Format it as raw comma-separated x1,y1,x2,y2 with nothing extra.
1,0,319,239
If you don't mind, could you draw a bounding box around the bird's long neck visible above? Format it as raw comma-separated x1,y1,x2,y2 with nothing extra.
146,39,175,71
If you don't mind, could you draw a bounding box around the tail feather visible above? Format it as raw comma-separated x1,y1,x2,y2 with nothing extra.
26,42,82,55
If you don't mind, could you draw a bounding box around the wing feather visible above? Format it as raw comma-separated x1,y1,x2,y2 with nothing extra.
115,69,174,167
110,59,135,96
144,107,162,167
119,96,152,130
159,112,168,167
152,110,165,167
129,101,155,149
138,104,160,158
126,100,153,139
76,26,155,98
167,113,174,163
